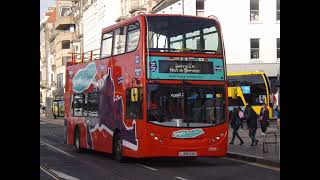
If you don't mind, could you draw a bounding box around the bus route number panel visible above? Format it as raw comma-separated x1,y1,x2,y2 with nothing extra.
148,56,225,81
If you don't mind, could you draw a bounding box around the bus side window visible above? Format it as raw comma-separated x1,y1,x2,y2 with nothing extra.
87,92,99,118
83,93,88,117
126,88,143,119
73,93,84,117
113,26,127,55
126,22,140,52
101,32,113,58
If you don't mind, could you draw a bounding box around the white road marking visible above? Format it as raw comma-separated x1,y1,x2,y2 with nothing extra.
50,169,80,180
40,166,59,180
48,132,59,138
222,157,280,171
40,139,74,158
136,163,157,171
176,176,188,180
247,162,280,171
40,119,63,126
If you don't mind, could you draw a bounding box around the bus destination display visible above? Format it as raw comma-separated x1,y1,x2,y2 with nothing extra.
159,61,214,74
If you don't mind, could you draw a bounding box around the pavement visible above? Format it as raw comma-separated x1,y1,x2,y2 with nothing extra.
40,113,280,168
227,120,280,167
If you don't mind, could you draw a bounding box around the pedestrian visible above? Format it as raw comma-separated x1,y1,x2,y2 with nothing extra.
229,107,244,145
277,106,280,130
244,103,259,146
238,106,244,130
259,104,269,135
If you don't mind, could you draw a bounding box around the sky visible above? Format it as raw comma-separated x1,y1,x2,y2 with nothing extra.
40,0,55,20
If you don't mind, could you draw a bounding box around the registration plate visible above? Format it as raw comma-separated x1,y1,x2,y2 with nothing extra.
178,151,197,157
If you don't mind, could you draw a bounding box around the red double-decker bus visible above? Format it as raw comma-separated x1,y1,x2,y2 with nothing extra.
65,14,228,161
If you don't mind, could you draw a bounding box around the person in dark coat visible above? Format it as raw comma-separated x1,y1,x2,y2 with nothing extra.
238,106,244,130
229,108,244,145
259,104,269,135
245,103,259,146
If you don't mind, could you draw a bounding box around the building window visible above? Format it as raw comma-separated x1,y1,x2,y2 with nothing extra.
126,22,140,52
62,40,70,49
277,38,280,59
57,73,64,89
250,38,260,59
101,32,113,58
60,6,72,16
250,0,260,22
62,56,70,65
196,0,205,16
196,0,204,10
276,0,280,21
113,26,127,55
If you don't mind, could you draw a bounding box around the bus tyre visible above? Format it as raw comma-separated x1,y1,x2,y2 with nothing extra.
113,133,125,162
74,128,82,153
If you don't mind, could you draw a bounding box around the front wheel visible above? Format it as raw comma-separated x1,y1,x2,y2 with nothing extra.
113,133,125,162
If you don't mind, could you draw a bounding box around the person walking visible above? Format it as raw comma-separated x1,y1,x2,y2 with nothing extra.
229,108,244,145
259,104,269,135
244,103,259,146
238,106,244,130
277,106,280,130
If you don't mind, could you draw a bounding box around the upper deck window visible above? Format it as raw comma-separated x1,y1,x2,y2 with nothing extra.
113,26,127,55
101,32,113,58
147,16,222,54
126,22,140,52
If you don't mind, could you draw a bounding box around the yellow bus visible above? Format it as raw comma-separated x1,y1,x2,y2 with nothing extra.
227,72,273,118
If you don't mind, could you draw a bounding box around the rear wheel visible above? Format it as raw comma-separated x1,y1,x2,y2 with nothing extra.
113,133,125,162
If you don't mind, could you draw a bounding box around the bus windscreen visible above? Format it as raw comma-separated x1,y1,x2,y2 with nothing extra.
146,16,222,54
147,84,226,127
228,74,267,106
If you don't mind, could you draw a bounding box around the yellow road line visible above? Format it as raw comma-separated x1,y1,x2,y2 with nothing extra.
222,157,280,171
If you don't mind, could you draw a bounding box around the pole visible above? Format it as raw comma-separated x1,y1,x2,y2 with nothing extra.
182,0,184,15
82,52,84,64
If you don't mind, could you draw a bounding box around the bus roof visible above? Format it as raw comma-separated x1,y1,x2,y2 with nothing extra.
101,14,220,34
227,72,267,76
